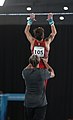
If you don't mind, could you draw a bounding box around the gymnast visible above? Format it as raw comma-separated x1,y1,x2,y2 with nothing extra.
24,13,57,87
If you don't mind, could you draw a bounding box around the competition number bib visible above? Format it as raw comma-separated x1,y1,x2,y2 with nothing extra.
34,46,44,57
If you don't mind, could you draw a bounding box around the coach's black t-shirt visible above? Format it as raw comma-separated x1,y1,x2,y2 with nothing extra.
22,68,51,108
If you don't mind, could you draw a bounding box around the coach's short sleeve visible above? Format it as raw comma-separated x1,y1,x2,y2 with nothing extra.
40,69,51,81
22,69,25,79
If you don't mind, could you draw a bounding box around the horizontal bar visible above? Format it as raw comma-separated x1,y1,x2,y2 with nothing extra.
0,12,73,16
0,94,25,101
7,94,25,101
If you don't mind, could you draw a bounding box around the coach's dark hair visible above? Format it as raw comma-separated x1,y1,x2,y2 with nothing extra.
33,27,44,41
29,54,40,67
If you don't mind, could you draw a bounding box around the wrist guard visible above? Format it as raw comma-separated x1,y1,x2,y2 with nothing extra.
48,18,54,25
27,18,33,25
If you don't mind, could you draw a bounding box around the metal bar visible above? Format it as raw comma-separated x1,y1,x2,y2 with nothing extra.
0,12,73,16
7,94,25,101
0,94,25,120
0,94,25,101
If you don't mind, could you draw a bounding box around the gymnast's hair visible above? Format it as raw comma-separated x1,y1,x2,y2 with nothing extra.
33,27,44,41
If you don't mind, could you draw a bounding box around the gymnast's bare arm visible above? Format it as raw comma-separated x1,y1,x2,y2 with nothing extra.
45,13,57,44
24,24,34,44
46,24,57,44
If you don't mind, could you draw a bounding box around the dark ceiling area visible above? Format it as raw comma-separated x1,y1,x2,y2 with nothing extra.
0,0,73,25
